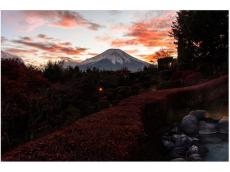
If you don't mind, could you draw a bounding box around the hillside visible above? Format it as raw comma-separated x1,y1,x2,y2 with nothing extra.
2,75,228,161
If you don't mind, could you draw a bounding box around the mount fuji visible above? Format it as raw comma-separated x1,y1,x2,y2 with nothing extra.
78,49,150,72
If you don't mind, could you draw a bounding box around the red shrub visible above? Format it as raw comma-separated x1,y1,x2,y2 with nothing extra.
2,75,228,161
171,70,203,86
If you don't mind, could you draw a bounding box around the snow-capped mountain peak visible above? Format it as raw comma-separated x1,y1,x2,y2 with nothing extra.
82,49,144,65
99,49,131,64
79,49,150,72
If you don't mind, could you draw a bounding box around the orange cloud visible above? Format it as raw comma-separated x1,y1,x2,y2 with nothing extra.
21,11,102,31
111,11,176,51
141,48,176,63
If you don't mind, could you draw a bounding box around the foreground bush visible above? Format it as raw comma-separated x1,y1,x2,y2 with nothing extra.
1,59,158,154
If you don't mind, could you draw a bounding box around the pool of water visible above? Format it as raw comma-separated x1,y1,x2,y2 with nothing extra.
201,133,228,161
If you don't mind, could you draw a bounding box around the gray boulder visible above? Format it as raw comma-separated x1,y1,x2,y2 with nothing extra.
187,145,199,155
181,110,208,135
172,134,191,147
187,137,200,145
181,114,199,135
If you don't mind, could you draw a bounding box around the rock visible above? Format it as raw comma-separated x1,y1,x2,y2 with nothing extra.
172,134,186,142
217,116,228,134
187,137,200,145
188,153,202,161
199,121,218,135
181,110,209,135
172,134,191,147
169,146,187,159
181,114,199,135
171,158,185,161
187,145,199,154
162,140,175,151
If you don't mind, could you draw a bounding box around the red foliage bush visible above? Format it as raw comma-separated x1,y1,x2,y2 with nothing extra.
2,75,228,161
171,70,203,86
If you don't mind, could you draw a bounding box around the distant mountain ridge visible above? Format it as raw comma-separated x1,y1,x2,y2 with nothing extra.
1,51,24,63
78,49,150,72
1,49,150,72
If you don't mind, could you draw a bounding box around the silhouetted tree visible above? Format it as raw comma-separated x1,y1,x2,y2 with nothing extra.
43,61,64,81
171,10,228,74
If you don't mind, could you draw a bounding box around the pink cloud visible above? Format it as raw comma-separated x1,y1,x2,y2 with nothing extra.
5,48,38,56
8,11,102,32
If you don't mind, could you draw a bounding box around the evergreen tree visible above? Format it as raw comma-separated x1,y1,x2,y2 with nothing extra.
171,10,228,74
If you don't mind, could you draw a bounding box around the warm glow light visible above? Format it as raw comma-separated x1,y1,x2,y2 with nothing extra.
98,87,103,92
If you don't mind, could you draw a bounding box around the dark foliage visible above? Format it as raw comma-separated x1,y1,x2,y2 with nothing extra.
1,59,158,154
171,11,228,75
43,61,64,82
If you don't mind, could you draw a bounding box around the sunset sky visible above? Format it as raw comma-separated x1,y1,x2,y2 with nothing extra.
1,10,177,66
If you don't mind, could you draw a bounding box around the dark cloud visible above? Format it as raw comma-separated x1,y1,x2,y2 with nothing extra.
19,36,32,42
13,36,88,55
